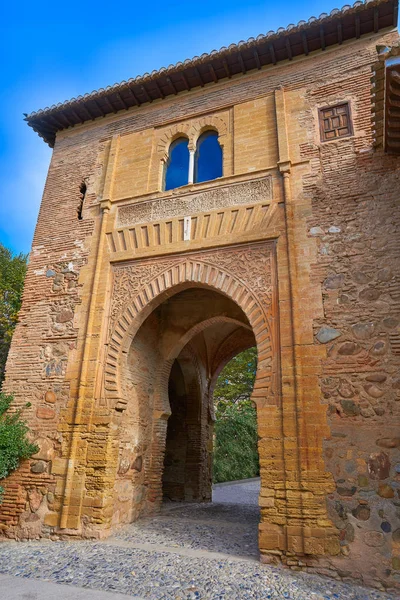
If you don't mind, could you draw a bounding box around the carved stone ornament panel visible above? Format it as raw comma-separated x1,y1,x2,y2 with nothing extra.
103,242,279,410
117,176,272,228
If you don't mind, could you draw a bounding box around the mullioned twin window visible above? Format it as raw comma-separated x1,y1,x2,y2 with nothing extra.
164,130,223,191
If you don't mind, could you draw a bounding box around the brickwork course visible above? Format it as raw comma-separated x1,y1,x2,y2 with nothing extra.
1,0,400,591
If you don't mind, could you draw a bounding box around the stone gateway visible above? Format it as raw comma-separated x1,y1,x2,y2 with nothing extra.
1,0,400,591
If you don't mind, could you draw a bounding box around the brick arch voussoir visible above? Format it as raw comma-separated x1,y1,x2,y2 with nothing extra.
105,259,273,410
190,116,228,148
157,123,192,155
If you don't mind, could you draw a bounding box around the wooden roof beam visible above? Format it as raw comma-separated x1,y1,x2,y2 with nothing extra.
102,95,118,113
302,32,309,56
47,114,66,129
140,85,153,103
269,43,277,65
81,103,95,121
153,79,165,99
286,38,293,61
70,108,85,124
36,120,57,136
238,51,247,74
92,98,107,116
320,25,326,51
125,86,140,106
374,7,379,33
222,58,231,78
337,21,343,45
355,14,361,38
208,63,218,83
253,48,261,70
166,76,178,94
193,68,204,87
60,112,75,127
115,91,129,110
180,71,191,90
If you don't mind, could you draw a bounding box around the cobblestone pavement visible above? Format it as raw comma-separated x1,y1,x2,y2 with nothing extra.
0,479,398,599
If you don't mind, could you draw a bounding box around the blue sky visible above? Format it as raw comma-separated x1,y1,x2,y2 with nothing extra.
1,0,338,255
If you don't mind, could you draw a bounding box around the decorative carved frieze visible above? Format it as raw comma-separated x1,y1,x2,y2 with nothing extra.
117,176,272,228
107,200,278,258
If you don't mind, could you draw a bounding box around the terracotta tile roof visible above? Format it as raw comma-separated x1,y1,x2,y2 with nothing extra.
25,0,398,147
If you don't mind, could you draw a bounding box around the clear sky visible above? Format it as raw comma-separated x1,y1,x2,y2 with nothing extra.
1,0,339,255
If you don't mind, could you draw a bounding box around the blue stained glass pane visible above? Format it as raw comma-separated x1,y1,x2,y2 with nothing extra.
194,131,223,184
165,138,190,191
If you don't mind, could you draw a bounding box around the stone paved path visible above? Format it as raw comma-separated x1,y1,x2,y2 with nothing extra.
0,479,398,599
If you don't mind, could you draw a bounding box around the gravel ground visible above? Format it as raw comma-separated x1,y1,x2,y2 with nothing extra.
0,479,397,600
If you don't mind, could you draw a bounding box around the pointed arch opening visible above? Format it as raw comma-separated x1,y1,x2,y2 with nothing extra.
164,137,190,191
194,130,223,184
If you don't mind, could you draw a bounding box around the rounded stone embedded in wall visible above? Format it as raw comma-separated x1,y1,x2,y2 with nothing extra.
316,326,341,344
44,390,57,404
364,531,385,547
30,461,46,474
377,267,392,282
392,557,400,570
338,381,354,398
338,342,359,356
359,288,381,302
358,475,369,487
376,438,400,449
365,373,387,383
132,456,143,472
340,399,360,417
324,274,344,290
364,384,385,398
353,504,370,521
56,308,74,324
352,270,370,285
392,528,400,543
383,317,399,330
368,452,390,479
370,340,387,356
381,521,392,533
28,489,42,512
118,457,131,475
378,484,394,498
337,484,357,496
352,322,375,340
32,438,54,461
368,452,390,480
36,407,55,420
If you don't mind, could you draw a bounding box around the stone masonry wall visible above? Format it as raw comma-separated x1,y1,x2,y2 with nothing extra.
0,27,399,591
298,71,400,588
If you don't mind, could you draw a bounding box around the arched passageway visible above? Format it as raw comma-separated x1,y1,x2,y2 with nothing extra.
112,286,258,526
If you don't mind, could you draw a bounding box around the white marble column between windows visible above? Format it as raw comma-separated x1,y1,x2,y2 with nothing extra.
188,149,195,184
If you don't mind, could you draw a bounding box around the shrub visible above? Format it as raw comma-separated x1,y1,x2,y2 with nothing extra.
0,392,38,502
0,244,27,385
212,347,259,483
213,402,259,483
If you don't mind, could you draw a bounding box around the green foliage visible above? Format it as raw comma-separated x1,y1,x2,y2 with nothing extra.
0,244,27,385
0,392,38,501
213,347,259,483
214,347,257,418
